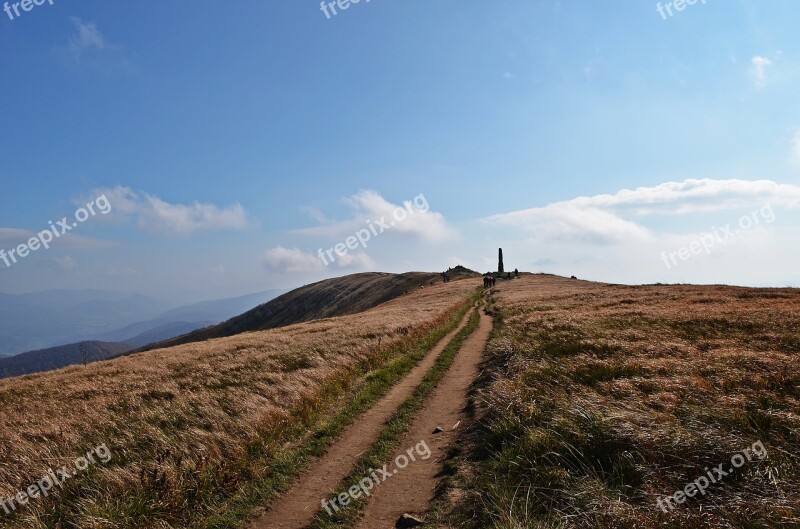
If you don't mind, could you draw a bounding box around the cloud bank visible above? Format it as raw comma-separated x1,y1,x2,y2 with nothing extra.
484,179,800,244
90,186,251,235
262,245,375,273
293,190,457,243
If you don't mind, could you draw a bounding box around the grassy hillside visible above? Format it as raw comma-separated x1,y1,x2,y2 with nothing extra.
433,275,800,528
146,272,457,350
0,279,477,529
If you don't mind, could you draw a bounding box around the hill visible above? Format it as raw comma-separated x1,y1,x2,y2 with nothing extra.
0,341,134,379
0,278,478,529
146,271,471,350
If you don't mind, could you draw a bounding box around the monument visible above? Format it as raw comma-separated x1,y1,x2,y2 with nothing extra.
498,248,505,274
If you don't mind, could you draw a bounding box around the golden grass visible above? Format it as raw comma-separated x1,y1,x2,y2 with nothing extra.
435,275,800,529
0,279,476,529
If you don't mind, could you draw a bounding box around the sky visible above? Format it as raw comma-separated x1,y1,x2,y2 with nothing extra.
1,0,800,302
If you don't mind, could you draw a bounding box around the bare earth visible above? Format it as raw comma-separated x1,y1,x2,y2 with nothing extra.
354,308,493,528
249,308,475,529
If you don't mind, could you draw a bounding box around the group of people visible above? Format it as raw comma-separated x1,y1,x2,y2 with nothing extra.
483,268,521,288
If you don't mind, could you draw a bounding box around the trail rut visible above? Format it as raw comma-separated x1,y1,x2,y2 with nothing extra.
352,309,492,528
248,308,475,529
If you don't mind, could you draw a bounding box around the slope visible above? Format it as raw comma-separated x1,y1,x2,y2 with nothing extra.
0,278,478,529
146,271,465,350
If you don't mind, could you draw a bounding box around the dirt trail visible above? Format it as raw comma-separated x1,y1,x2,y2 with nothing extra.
353,309,492,529
248,308,475,529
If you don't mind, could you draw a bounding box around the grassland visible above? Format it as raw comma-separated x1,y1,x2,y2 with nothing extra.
0,279,477,529
433,275,800,529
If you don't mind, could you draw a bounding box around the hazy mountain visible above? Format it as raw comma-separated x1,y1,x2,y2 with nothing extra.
0,289,284,357
0,290,170,356
0,341,134,379
89,290,285,344
155,290,286,322
121,321,216,348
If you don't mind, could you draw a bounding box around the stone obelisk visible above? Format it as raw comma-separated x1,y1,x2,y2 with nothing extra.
498,248,505,274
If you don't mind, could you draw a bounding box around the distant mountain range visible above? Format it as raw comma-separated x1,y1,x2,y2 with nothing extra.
0,289,285,357
0,341,134,379
0,290,171,356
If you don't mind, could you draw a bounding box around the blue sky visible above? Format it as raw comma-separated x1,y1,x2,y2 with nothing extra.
1,0,800,301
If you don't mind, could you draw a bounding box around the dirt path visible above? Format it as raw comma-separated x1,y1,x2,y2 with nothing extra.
248,308,476,529
353,309,492,528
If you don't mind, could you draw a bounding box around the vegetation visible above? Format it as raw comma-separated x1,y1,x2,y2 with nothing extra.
432,275,800,529
0,280,477,529
308,306,482,529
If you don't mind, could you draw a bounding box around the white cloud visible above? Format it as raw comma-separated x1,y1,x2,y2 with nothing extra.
486,203,652,244
89,186,250,236
334,252,377,269
293,190,457,243
750,55,772,89
262,246,375,274
484,179,800,244
263,246,321,273
68,17,107,57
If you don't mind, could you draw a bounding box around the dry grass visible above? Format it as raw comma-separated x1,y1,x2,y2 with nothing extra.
0,279,477,529
435,275,800,529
